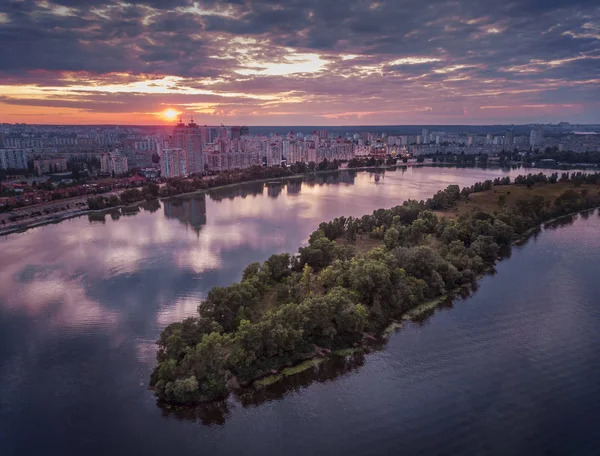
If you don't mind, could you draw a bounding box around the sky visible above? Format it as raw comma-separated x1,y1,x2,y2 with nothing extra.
0,0,599,126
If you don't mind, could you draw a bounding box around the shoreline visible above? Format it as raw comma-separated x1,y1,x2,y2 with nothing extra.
148,175,600,405
1,164,593,237
0,168,355,237
0,164,489,237
230,204,599,393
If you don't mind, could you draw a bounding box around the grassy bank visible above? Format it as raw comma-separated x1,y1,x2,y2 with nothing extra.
436,181,599,219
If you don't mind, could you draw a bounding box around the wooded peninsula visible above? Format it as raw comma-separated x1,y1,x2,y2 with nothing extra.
150,171,600,405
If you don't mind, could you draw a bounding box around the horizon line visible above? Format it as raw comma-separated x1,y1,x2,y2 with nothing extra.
2,122,598,128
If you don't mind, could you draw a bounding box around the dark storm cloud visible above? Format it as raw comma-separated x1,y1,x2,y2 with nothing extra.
0,90,263,113
0,0,599,123
1,0,598,74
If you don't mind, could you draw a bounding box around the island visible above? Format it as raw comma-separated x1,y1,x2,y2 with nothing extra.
150,171,600,405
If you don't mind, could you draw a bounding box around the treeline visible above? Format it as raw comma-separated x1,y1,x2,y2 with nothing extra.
88,166,295,208
158,166,297,198
535,149,600,165
513,171,598,186
347,156,406,167
87,184,159,210
87,164,348,210
288,159,340,173
150,172,600,404
421,152,492,165
348,157,386,168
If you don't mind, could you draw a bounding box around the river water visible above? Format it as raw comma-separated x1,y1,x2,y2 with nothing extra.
1,167,599,455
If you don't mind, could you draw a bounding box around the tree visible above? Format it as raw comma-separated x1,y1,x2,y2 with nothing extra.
302,264,313,296
242,262,260,281
471,236,500,262
298,231,335,270
265,253,291,282
384,226,400,250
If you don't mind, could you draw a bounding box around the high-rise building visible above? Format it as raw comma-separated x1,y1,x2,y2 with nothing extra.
422,128,429,144
504,129,514,148
34,158,67,175
0,149,29,169
529,127,543,148
100,152,111,173
173,118,204,174
172,119,187,150
186,119,204,174
230,126,242,140
160,148,187,178
100,150,129,176
111,155,129,176
208,127,220,143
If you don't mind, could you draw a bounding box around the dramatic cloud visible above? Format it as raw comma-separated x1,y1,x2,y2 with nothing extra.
0,0,599,124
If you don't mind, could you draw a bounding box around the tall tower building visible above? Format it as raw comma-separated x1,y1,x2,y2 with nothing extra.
200,126,210,146
160,148,187,178
504,129,514,148
529,127,543,148
230,126,242,140
185,118,204,174
172,118,187,150
172,117,204,175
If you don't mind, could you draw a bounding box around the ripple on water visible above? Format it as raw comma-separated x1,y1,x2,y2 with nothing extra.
1,169,600,456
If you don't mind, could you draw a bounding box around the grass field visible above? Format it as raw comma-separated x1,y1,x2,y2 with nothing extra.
437,182,600,219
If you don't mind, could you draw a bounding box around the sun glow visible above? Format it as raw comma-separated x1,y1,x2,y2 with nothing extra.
161,108,180,120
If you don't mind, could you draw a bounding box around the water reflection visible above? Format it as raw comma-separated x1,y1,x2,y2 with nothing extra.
208,181,265,201
158,351,368,426
141,199,161,213
544,214,577,230
109,208,121,220
287,180,302,195
303,170,357,186
93,172,365,232
163,194,207,233
2,166,598,455
159,400,232,427
236,352,368,408
266,182,283,199
88,213,106,223
121,206,141,216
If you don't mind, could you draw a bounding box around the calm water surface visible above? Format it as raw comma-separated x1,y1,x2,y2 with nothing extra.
1,167,599,455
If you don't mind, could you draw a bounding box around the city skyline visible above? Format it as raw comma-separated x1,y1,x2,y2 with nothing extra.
1,0,599,125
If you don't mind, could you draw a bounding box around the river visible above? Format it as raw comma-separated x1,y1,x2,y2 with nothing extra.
1,166,599,455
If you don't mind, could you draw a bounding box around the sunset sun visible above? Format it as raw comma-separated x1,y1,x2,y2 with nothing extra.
160,108,180,121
